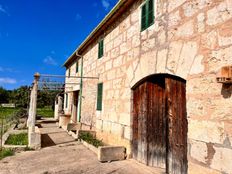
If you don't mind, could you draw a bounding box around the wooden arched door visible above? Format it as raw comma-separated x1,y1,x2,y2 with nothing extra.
132,74,187,174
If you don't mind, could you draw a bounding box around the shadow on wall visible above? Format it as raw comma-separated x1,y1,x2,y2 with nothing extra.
221,84,232,98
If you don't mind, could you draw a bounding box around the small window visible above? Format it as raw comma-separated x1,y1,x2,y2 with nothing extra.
76,61,79,73
141,0,154,31
65,93,68,108
98,39,104,59
97,83,103,111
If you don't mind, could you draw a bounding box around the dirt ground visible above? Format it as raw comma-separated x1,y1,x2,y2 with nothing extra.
0,142,165,174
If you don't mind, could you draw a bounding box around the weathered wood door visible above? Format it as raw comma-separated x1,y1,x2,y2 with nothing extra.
132,75,187,174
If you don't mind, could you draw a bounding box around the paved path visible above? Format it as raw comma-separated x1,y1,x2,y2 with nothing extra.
0,119,165,174
38,121,75,147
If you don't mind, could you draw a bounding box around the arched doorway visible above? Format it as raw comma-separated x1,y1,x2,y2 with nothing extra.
132,74,187,174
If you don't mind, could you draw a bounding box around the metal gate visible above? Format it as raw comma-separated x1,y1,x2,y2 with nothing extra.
132,74,187,174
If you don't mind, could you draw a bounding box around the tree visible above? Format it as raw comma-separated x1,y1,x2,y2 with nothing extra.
37,90,58,108
0,85,60,108
13,86,30,108
0,86,9,104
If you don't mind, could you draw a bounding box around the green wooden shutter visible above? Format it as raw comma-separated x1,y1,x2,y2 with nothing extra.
98,40,104,59
77,61,79,73
148,0,154,27
101,40,104,57
141,4,147,31
97,83,103,110
98,41,101,58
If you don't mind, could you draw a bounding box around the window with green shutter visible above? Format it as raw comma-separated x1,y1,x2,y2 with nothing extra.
141,0,154,31
98,39,104,59
97,83,103,111
76,61,79,73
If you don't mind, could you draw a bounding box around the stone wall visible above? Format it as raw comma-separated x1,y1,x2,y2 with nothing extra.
66,0,232,173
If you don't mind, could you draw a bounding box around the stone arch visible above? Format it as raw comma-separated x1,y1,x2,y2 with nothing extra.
131,73,186,90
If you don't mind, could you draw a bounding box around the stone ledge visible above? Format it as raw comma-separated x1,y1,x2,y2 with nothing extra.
81,140,98,154
98,146,126,162
80,139,126,163
3,144,27,151
67,123,81,131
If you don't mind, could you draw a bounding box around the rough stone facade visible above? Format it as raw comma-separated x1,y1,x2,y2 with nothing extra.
64,0,232,173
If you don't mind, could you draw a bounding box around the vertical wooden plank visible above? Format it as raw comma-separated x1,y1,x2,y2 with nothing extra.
137,85,142,162
158,81,166,168
152,82,159,167
147,82,153,166
166,78,173,174
141,82,148,164
133,82,148,164
166,77,187,174
143,78,167,169
132,86,139,160
135,83,148,163
180,80,188,173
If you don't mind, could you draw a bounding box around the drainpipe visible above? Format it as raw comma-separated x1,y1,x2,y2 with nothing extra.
76,53,83,122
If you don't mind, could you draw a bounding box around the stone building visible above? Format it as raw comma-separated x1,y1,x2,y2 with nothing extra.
62,0,232,173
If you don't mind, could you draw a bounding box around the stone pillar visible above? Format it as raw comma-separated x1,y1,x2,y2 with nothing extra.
54,96,63,120
28,73,40,149
58,96,63,115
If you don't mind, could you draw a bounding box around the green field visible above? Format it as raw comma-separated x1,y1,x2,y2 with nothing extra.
0,107,54,119
37,107,54,118
0,108,19,119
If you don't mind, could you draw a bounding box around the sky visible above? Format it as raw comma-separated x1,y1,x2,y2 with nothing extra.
0,0,118,90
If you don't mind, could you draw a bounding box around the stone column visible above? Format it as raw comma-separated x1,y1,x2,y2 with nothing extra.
54,95,63,120
28,73,40,149
58,96,63,114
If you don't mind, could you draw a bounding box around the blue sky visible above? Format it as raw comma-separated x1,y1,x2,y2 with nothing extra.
0,0,118,90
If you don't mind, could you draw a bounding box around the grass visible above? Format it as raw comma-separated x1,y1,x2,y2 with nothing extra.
0,107,54,118
37,107,54,118
0,107,19,119
0,148,14,160
79,132,103,148
5,133,28,145
0,107,19,134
